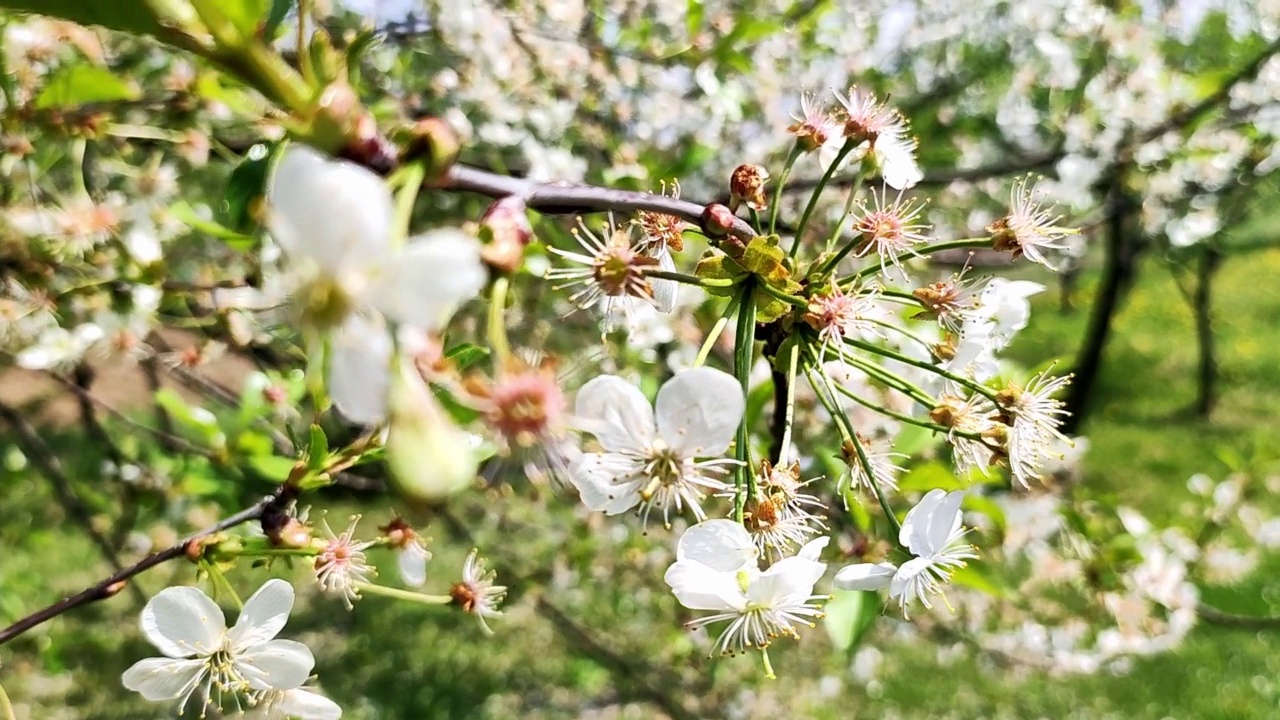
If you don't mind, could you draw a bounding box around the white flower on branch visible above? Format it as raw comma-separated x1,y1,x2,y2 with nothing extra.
313,516,376,609
665,520,828,658
833,87,923,190
569,367,744,528
835,489,977,617
849,185,931,274
267,144,487,423
988,176,1080,270
451,549,508,635
546,215,676,331
122,579,317,714
996,371,1073,488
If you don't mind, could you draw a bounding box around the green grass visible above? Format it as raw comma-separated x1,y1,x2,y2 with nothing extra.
4,250,1280,719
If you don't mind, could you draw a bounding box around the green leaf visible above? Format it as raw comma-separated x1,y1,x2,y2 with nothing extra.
824,590,880,654
154,388,226,448
306,424,329,471
220,144,276,233
740,236,790,284
0,0,162,36
896,460,963,492
694,250,747,297
262,0,294,39
247,454,296,482
445,343,491,371
754,294,790,324
170,201,259,250
35,65,140,110
221,0,272,36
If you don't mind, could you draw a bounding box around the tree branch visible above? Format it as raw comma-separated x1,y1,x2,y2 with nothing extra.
0,485,294,647
439,164,756,241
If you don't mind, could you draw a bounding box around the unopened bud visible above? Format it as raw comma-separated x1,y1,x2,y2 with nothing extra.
311,82,361,149
398,117,461,183
386,360,480,503
729,164,770,212
478,196,533,273
701,203,737,238
269,518,313,549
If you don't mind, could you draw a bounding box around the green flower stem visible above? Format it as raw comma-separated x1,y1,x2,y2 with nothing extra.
828,345,936,407
839,237,993,285
391,161,426,247
694,294,743,367
864,317,933,351
644,269,735,288
487,277,512,364
878,288,925,304
357,583,453,605
186,0,311,114
201,559,244,611
239,548,321,558
841,335,1000,402
817,232,865,278
823,170,866,251
749,208,763,235
824,368,978,439
789,138,857,259
733,283,758,522
804,366,902,534
769,144,802,236
757,282,809,308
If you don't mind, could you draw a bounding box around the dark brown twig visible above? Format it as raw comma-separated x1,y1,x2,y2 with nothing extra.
0,486,292,646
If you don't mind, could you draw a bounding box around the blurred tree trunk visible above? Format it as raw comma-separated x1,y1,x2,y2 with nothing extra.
1063,180,1138,434
1193,247,1222,418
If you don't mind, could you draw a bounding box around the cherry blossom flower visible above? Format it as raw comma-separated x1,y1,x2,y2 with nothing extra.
787,91,840,153
546,215,675,330
839,434,904,497
569,367,745,528
996,371,1073,487
381,517,432,588
451,549,507,634
313,517,376,609
987,176,1080,269
665,520,828,657
835,489,977,617
802,283,887,354
122,579,315,714
266,144,487,424
849,186,931,273
14,323,103,371
833,87,922,189
466,358,574,483
738,460,827,558
247,686,343,720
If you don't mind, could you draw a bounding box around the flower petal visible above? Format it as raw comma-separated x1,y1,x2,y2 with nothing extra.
574,375,654,453
797,536,830,561
227,578,294,651
397,543,431,588
663,562,748,611
236,638,315,691
568,452,643,515
899,488,947,555
140,585,226,658
651,247,677,313
371,229,487,331
121,657,208,702
328,313,393,424
655,367,744,457
834,562,897,591
277,687,344,720
676,519,757,572
749,555,826,607
267,145,392,272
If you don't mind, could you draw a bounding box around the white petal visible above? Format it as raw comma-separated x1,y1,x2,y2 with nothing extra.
899,488,947,554
371,229,487,330
651,247,677,313
676,519,757,571
574,375,655,452
236,639,315,691
397,543,431,588
875,138,922,190
888,556,934,599
833,562,897,591
749,555,826,607
140,586,226,658
568,453,642,515
328,313,393,424
267,145,392,272
655,367,744,457
663,562,748,612
922,490,966,555
121,657,208,701
277,688,344,720
797,536,830,561
228,579,294,651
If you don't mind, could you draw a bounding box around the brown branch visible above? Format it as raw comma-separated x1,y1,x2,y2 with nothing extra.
0,485,294,646
1197,602,1280,630
439,164,757,241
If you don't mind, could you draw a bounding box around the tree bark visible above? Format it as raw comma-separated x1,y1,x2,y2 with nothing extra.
1193,247,1222,417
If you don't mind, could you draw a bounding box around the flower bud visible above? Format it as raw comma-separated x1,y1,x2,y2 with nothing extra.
700,203,737,238
398,117,461,183
729,164,770,212
310,82,361,150
478,196,533,273
385,359,479,503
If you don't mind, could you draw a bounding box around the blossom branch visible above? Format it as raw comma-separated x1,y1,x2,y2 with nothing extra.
439,164,757,241
0,485,294,647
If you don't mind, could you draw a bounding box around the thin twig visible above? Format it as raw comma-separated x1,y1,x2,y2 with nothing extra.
0,486,292,646
1197,603,1280,630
